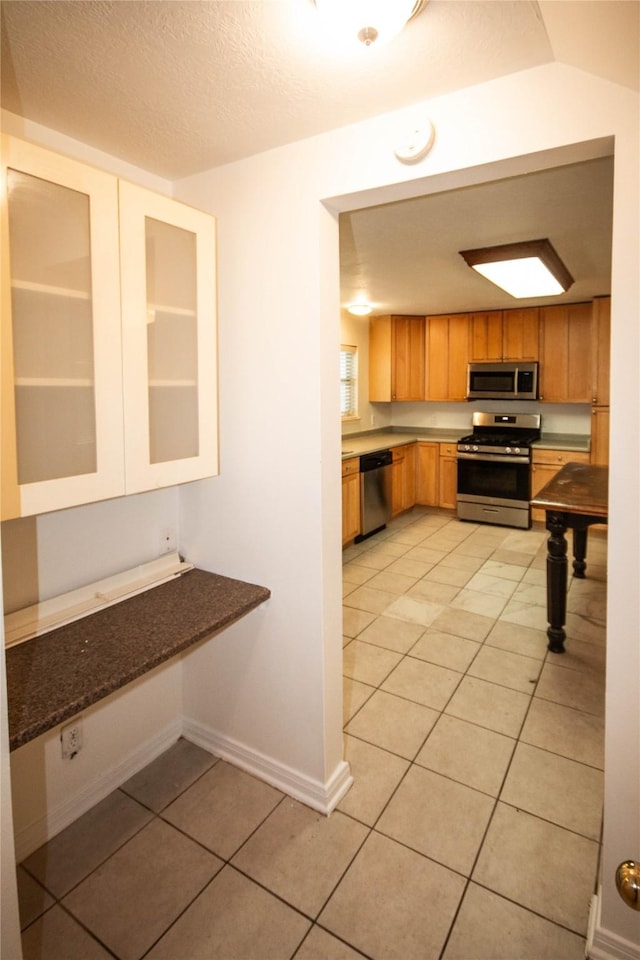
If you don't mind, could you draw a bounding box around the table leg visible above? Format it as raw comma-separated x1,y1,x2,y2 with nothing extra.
546,512,568,653
572,526,588,578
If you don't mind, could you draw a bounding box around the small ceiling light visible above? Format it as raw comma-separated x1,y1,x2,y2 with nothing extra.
459,239,574,299
313,1,428,50
347,303,373,316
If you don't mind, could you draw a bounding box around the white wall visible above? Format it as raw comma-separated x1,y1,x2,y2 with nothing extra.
175,62,638,951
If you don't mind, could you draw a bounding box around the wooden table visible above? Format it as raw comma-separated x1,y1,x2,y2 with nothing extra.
531,462,608,653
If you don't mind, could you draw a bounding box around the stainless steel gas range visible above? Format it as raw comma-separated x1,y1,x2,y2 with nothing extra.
456,412,541,529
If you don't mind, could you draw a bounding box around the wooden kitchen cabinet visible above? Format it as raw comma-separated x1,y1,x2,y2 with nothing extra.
1,136,218,519
369,315,425,402
415,442,439,506
538,302,592,403
531,448,590,521
391,443,416,516
438,442,458,510
469,309,539,362
342,457,360,545
425,313,470,401
590,297,610,465
590,406,610,466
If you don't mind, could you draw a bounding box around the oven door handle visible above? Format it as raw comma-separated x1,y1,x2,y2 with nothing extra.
457,452,531,464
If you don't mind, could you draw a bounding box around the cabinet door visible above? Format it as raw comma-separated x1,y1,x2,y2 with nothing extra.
592,297,610,406
502,308,539,360
342,466,360,545
439,445,457,509
1,136,124,519
539,303,592,402
591,407,609,466
415,442,439,505
425,316,449,400
470,312,503,361
391,316,425,401
119,182,218,493
448,314,470,401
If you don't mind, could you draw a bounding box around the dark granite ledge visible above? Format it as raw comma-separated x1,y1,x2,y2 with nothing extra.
6,568,270,751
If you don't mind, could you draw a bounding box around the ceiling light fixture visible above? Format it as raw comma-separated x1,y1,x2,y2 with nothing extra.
347,303,373,316
459,238,574,299
313,0,428,49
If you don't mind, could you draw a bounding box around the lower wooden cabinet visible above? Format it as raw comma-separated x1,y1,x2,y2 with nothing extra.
438,442,458,510
531,448,590,522
590,407,609,465
416,442,439,506
391,444,416,517
342,457,360,546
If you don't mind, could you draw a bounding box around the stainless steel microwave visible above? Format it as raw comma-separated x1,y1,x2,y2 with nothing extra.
466,361,538,401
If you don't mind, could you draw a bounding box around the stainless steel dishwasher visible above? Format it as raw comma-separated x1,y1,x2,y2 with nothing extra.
356,450,393,541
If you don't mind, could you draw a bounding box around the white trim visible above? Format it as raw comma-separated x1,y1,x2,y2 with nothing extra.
13,718,182,862
182,716,353,815
587,891,640,960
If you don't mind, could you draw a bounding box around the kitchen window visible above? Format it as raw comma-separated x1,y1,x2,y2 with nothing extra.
340,345,358,420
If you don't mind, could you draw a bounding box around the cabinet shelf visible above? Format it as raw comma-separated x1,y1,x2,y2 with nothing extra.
15,377,94,388
12,278,91,301
148,380,197,388
147,303,197,322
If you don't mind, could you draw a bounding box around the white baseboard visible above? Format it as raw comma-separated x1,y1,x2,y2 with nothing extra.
182,716,353,815
14,718,182,863
14,715,353,863
587,891,640,960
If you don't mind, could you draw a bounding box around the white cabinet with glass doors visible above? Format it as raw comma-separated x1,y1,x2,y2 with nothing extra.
1,136,218,520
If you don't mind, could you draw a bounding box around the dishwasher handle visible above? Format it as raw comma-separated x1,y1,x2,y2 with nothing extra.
359,450,393,472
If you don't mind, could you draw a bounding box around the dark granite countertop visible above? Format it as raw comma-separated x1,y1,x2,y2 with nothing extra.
6,568,270,751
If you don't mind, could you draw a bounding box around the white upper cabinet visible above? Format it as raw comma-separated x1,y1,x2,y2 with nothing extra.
1,136,218,520
118,182,218,493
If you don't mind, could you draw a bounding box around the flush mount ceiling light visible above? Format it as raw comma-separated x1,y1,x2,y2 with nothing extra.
313,0,428,49
459,239,574,299
347,302,373,316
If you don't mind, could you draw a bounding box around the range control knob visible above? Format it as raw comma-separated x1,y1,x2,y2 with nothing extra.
506,446,512,454
514,446,521,454
473,444,479,452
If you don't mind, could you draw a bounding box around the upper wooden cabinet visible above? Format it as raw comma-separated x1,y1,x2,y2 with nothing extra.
470,308,539,362
425,314,470,401
369,315,425,401
538,302,593,403
1,136,218,519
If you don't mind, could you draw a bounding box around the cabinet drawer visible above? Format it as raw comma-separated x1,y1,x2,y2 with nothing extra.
439,442,457,458
342,457,360,478
532,449,590,466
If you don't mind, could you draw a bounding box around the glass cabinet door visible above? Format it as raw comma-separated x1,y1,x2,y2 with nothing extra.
1,136,124,519
119,181,218,493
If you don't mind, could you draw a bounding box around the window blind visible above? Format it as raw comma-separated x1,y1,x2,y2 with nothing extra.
340,346,357,418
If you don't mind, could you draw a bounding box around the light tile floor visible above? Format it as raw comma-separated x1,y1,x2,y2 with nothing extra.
17,508,607,959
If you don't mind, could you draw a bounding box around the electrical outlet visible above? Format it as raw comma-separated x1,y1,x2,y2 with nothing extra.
160,527,177,554
61,719,83,759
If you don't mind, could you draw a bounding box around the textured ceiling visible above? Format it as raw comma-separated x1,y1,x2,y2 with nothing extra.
340,156,614,315
0,0,624,179
1,1,635,315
